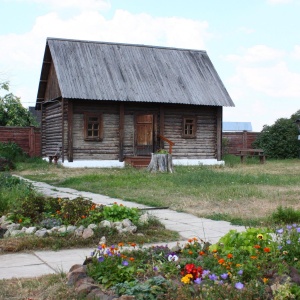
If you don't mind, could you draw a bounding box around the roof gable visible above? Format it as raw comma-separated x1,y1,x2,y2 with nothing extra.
36,38,235,108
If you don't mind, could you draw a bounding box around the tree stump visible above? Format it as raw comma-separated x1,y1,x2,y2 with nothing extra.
147,153,174,173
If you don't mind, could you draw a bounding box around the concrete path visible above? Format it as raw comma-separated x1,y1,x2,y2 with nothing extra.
0,177,245,280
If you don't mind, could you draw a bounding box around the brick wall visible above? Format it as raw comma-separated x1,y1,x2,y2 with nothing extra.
223,131,260,155
0,126,41,157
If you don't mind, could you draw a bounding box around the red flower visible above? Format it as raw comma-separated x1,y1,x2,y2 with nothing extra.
227,253,233,259
264,247,271,253
254,245,261,249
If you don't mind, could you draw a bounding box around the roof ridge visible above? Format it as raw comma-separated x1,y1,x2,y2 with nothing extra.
46,37,207,53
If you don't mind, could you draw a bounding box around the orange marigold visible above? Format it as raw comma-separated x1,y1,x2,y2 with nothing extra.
227,253,233,259
199,251,205,256
218,258,225,264
250,256,258,259
264,247,271,253
254,245,261,249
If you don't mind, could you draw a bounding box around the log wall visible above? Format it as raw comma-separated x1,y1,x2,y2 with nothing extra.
164,106,217,159
42,101,62,156
0,126,41,157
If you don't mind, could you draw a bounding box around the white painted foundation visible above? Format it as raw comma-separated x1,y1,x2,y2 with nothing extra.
47,158,224,168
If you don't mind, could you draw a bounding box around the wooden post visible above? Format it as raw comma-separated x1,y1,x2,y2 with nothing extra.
147,153,173,173
216,106,222,161
61,98,64,163
159,105,165,150
67,100,73,162
119,103,124,162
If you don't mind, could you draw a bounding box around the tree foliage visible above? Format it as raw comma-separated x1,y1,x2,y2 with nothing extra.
253,110,300,159
0,81,37,127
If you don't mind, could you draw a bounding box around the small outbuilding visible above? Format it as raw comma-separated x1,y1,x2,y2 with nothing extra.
35,38,235,167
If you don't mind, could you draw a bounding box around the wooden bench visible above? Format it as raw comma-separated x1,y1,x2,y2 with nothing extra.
236,149,266,164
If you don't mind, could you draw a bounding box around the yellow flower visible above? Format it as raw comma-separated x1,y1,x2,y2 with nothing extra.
181,274,193,284
257,234,263,240
263,277,268,284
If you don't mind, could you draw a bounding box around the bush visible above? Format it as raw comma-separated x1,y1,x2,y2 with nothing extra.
0,142,28,162
0,173,34,215
271,206,300,224
253,110,300,159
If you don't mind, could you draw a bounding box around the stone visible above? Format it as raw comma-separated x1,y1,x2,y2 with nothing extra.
99,236,106,245
25,227,37,234
35,228,48,237
99,220,111,228
0,221,13,230
74,228,84,237
88,224,98,230
10,230,23,237
58,225,67,233
112,221,122,228
122,219,133,228
75,283,100,296
0,228,7,238
6,223,21,231
74,277,95,288
21,227,27,232
69,264,86,273
121,225,137,234
67,267,88,286
115,226,123,234
139,213,150,224
67,225,77,233
3,230,10,238
86,289,108,300
82,228,94,239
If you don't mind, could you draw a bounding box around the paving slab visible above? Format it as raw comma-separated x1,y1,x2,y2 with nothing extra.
0,177,246,279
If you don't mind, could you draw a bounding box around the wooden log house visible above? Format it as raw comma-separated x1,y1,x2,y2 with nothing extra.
35,38,235,167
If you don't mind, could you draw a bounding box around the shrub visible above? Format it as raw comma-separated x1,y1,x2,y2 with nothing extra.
271,206,300,224
0,142,28,162
103,203,140,224
253,110,300,159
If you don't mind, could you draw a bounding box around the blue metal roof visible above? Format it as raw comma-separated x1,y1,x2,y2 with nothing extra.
223,122,252,131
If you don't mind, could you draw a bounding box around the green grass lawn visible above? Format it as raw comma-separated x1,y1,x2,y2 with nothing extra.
15,157,300,226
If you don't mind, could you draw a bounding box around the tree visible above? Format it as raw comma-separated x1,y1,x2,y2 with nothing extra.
253,110,300,159
0,81,37,127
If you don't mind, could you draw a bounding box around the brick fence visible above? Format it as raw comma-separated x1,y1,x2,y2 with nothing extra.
223,131,260,155
0,126,41,157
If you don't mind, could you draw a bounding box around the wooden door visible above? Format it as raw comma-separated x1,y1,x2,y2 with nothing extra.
135,114,153,155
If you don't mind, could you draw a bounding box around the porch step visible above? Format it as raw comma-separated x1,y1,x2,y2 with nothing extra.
125,156,151,168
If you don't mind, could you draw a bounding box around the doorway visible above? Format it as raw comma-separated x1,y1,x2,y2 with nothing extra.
135,114,153,156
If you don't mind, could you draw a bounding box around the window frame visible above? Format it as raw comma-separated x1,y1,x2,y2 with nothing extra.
84,112,103,141
182,116,197,139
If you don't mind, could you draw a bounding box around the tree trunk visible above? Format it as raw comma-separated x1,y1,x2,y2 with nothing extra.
147,153,174,173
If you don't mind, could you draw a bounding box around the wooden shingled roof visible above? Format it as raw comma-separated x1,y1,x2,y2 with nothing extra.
36,37,235,108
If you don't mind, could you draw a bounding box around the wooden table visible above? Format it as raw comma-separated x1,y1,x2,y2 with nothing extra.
236,149,266,164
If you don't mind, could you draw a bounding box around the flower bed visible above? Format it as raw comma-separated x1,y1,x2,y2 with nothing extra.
80,226,300,299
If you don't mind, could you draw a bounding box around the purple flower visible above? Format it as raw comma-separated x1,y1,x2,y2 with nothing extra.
90,251,95,256
297,228,300,233
122,260,129,266
221,273,228,280
293,224,297,227
194,278,202,284
209,274,218,281
153,266,158,271
98,256,104,262
235,282,244,290
287,225,292,230
278,245,283,250
219,280,224,285
202,270,210,277
237,270,243,275
277,228,284,234
286,240,291,245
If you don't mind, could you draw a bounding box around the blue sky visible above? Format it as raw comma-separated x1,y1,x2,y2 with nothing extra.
0,0,299,131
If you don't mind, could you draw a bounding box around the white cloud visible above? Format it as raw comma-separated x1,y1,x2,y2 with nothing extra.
14,0,110,10
226,45,284,64
292,45,300,59
0,9,210,106
267,0,294,4
237,27,255,34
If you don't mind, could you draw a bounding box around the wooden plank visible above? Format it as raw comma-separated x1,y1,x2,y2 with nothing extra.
216,106,222,161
